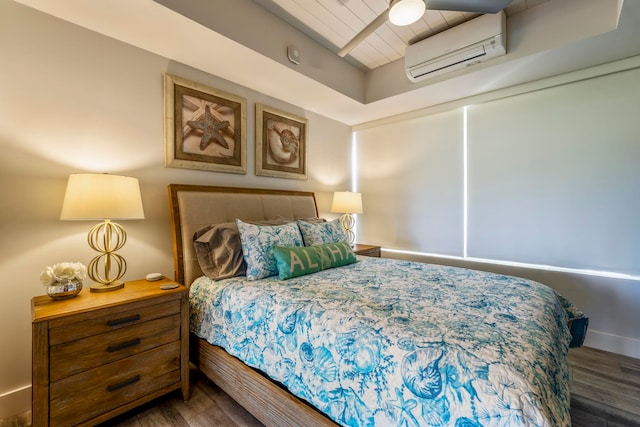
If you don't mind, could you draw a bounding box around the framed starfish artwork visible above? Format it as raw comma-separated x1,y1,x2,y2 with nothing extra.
164,74,246,174
255,103,308,180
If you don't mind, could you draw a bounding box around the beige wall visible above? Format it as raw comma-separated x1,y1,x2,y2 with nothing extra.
0,1,352,417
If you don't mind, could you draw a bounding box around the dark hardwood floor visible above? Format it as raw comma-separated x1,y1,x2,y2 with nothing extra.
95,369,265,427
3,347,639,426
569,347,640,426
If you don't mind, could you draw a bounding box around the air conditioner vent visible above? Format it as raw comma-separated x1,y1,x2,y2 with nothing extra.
405,11,506,83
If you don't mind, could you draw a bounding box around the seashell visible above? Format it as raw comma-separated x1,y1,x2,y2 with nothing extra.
268,125,299,165
402,347,444,399
354,346,377,374
300,342,314,363
335,331,356,356
278,311,298,334
313,346,338,382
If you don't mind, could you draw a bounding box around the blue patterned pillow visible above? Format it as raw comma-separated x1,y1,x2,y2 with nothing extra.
236,219,303,280
297,218,347,246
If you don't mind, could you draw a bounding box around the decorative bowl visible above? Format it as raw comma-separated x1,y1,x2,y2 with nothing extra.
46,280,83,300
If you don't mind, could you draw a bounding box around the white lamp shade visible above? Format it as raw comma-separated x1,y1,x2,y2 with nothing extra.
389,0,426,26
331,191,363,214
60,173,145,220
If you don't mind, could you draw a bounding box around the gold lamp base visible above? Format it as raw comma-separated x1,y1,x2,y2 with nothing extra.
340,213,356,246
87,220,128,293
90,281,125,293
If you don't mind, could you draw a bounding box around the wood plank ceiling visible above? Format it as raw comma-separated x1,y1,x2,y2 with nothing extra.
259,0,550,70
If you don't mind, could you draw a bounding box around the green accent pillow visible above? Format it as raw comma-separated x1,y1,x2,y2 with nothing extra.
273,241,357,279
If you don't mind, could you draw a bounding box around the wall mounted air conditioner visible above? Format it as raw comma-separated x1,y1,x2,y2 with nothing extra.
405,11,506,83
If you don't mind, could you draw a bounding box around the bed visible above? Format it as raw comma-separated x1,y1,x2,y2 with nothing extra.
168,184,586,427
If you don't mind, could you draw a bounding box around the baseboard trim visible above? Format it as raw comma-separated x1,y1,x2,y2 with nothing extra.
584,329,640,359
0,384,30,420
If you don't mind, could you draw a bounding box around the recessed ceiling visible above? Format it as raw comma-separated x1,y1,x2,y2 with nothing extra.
12,0,640,125
256,0,550,70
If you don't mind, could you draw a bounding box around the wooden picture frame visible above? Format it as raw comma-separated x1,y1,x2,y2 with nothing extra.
255,103,308,180
164,74,246,174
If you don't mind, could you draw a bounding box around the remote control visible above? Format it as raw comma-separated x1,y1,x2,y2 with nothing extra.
160,283,179,290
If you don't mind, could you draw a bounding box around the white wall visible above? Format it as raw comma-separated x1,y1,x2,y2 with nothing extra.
0,1,352,418
356,65,640,360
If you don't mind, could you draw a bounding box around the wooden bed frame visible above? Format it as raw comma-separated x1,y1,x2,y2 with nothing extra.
168,184,338,427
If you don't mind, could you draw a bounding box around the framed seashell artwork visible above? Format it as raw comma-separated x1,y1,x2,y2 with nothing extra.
256,103,308,180
164,74,247,174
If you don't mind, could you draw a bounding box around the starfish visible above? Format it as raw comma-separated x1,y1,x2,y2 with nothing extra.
187,105,230,150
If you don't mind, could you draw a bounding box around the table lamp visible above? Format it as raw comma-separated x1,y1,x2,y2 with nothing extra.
331,191,363,246
60,173,145,292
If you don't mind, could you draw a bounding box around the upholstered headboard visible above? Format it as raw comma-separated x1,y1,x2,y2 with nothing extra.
168,184,318,287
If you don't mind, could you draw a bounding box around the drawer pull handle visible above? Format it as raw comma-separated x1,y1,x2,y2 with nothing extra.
107,375,140,392
107,338,141,353
107,314,141,327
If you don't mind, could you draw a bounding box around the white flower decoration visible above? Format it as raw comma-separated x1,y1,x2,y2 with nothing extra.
39,262,87,286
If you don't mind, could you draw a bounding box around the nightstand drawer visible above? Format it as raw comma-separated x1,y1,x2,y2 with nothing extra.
49,341,181,427
50,313,181,381
49,299,181,345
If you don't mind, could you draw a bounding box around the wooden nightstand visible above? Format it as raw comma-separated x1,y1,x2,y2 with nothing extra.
31,277,189,427
352,244,381,257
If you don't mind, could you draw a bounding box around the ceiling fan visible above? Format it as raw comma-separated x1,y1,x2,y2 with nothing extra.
337,0,513,57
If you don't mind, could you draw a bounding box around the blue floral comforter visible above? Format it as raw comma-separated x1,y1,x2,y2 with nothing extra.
190,256,572,427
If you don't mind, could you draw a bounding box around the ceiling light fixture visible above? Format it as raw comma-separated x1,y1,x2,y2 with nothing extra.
339,0,512,58
388,0,426,26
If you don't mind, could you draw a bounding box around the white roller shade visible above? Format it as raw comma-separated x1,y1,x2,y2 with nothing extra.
466,68,640,275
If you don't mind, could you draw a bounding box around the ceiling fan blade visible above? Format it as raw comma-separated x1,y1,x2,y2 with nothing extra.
338,10,389,57
424,0,513,13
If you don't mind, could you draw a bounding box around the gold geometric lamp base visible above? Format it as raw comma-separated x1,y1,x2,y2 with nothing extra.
87,219,127,292
339,213,356,246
